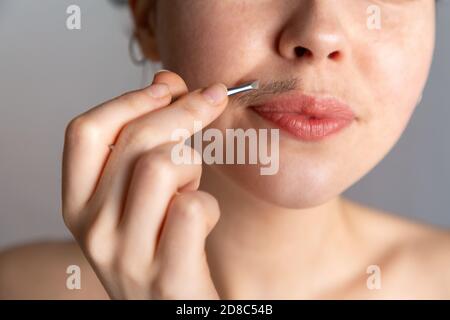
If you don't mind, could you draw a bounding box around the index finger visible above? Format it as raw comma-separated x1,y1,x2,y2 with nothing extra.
62,71,188,220
115,83,229,152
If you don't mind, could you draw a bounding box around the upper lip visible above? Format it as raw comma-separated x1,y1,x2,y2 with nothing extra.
250,93,356,120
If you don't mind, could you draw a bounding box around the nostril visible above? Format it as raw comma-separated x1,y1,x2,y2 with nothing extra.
328,51,341,60
295,46,312,58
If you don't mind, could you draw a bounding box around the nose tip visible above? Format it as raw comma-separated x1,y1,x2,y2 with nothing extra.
279,8,347,64
293,34,343,62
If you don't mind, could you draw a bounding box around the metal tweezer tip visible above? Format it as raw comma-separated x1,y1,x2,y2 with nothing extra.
227,80,260,96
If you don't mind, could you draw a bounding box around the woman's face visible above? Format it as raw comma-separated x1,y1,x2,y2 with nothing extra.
144,0,435,208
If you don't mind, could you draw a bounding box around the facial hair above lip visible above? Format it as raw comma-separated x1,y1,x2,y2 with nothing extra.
233,77,299,107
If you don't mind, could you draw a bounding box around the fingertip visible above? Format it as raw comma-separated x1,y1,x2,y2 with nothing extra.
146,83,171,99
201,83,228,106
152,70,189,98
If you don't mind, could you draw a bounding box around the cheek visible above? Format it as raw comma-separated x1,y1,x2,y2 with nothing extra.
156,1,273,90
363,11,434,122
356,11,435,161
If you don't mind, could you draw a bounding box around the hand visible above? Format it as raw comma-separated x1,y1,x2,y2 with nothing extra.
62,71,228,299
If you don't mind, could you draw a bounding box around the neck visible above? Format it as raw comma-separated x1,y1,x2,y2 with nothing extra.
200,166,356,298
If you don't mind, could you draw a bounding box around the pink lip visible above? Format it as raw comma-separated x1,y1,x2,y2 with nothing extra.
251,93,356,141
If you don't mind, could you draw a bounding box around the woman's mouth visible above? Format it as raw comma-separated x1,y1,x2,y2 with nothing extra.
250,93,356,141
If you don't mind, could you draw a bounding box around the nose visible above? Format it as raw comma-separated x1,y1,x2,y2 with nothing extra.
278,2,348,64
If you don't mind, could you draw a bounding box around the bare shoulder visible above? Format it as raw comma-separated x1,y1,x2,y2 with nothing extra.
344,199,450,299
0,240,109,300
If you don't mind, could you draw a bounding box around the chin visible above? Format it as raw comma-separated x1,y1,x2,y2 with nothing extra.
216,157,352,209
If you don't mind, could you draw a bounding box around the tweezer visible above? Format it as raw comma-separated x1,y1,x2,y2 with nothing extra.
227,80,260,96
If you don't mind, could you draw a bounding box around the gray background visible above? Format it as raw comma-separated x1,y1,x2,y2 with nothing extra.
0,0,449,250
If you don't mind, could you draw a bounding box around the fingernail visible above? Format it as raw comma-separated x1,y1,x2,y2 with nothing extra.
201,83,227,105
155,69,170,74
152,69,171,83
147,83,170,98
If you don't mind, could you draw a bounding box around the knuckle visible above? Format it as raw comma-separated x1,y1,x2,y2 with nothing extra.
195,191,221,226
119,90,155,111
134,150,175,180
171,191,220,230
65,116,99,145
119,122,158,148
170,192,207,222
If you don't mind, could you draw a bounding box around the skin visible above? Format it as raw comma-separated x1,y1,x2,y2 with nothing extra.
1,0,450,299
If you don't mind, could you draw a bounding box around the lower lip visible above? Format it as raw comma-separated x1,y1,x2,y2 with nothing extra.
251,110,354,141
